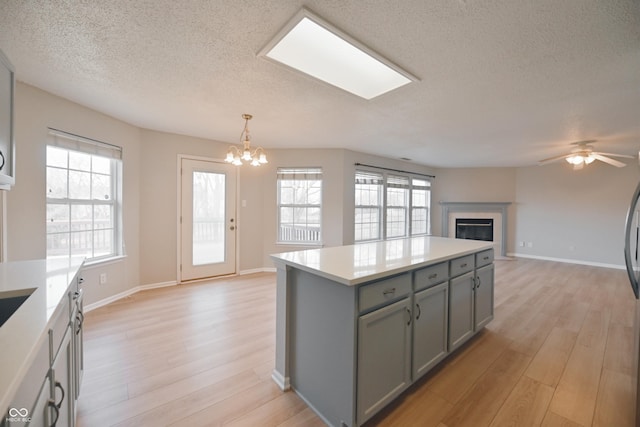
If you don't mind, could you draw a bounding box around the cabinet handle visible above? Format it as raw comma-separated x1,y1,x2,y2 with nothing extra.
382,287,396,296
54,381,65,409
78,277,84,284
428,273,438,280
48,399,59,427
476,276,482,289
0,150,4,171
75,310,85,335
483,256,489,261
460,263,468,268
406,308,412,326
416,303,421,320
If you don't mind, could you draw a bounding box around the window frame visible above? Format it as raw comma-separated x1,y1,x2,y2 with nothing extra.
354,171,384,242
276,167,323,245
46,130,123,264
354,168,431,243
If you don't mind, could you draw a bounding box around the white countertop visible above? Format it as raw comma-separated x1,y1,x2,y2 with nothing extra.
271,236,493,286
0,257,84,413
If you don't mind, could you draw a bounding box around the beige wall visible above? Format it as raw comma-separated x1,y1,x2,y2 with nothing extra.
514,161,639,266
138,129,269,285
8,83,141,305
7,82,636,307
430,167,517,253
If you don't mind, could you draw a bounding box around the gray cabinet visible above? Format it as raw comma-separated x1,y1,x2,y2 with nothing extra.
412,282,448,379
448,272,475,351
474,264,494,330
357,297,412,424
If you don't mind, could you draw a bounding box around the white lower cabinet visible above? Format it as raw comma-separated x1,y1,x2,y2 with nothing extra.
3,273,83,427
357,297,412,424
51,327,74,427
412,282,449,379
28,377,52,427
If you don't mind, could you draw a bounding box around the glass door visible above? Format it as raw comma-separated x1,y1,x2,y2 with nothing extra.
180,158,236,281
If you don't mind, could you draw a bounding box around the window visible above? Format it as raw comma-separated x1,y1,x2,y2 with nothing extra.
277,168,322,244
411,178,431,235
46,129,123,262
386,175,410,238
354,171,383,241
355,169,431,242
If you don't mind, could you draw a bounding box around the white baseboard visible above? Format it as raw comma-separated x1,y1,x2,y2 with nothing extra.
84,280,177,312
84,269,277,313
239,267,276,275
507,252,625,270
271,369,290,391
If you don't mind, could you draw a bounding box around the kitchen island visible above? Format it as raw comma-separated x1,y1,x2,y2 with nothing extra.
0,258,84,426
271,236,495,427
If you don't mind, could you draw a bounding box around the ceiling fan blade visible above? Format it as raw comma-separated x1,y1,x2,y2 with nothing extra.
591,153,627,167
570,139,597,146
538,154,570,165
593,151,635,159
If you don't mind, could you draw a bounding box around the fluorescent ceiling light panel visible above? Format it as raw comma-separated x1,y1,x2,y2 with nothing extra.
259,9,417,100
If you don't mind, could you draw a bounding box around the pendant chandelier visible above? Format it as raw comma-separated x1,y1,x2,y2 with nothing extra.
224,114,268,166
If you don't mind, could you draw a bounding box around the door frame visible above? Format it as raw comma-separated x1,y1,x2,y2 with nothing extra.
176,154,240,283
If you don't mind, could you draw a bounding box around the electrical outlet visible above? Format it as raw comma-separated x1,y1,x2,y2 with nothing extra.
518,241,525,247
100,273,107,285
527,242,533,248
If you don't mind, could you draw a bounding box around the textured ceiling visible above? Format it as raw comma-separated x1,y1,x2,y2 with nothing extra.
0,0,639,167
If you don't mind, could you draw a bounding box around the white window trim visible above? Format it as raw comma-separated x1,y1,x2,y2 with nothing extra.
276,167,323,245
355,168,432,243
46,129,124,262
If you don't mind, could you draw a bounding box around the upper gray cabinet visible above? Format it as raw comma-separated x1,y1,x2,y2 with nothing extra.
0,48,15,190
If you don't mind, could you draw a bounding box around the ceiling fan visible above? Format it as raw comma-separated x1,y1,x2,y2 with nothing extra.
538,140,635,170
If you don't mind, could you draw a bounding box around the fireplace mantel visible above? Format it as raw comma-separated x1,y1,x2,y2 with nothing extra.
440,202,511,256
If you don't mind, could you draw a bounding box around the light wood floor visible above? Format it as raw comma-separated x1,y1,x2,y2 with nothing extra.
77,258,636,427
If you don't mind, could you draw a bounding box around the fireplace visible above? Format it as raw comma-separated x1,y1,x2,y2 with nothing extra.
440,202,511,257
456,218,494,242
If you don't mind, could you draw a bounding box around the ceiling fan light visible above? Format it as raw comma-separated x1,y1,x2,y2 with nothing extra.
566,155,583,165
584,155,595,164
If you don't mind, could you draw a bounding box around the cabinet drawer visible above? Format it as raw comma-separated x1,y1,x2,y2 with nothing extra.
49,294,71,362
476,249,494,267
450,255,474,278
414,262,449,291
359,274,411,313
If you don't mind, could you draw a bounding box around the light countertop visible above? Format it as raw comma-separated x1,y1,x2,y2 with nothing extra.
271,236,493,286
0,258,84,413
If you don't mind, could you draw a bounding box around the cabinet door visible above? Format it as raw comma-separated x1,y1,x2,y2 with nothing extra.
72,290,84,402
449,272,475,351
413,282,449,380
51,327,74,427
357,297,412,424
26,377,52,427
474,264,494,330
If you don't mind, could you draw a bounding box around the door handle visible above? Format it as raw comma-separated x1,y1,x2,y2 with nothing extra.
229,226,235,230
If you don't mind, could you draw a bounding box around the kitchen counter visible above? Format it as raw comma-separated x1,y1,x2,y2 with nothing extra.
270,236,494,426
271,235,494,285
0,258,84,414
